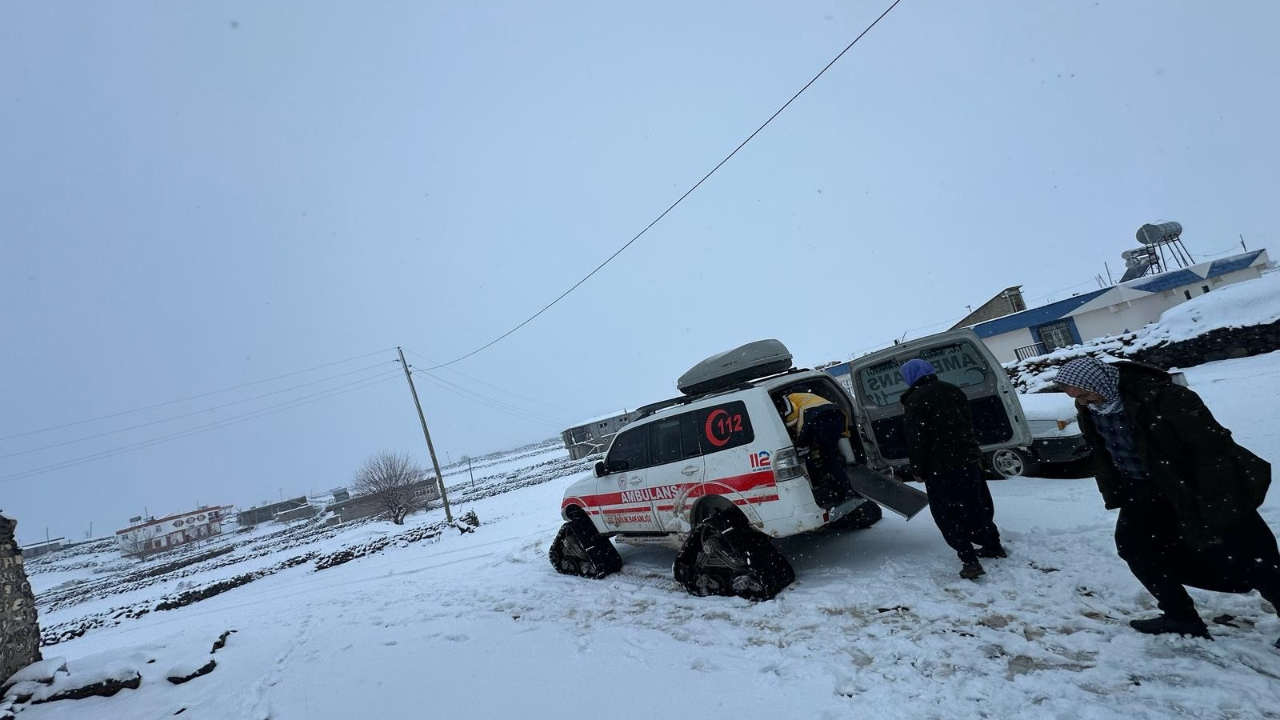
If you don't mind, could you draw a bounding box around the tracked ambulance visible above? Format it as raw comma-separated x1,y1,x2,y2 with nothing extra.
550,332,1028,600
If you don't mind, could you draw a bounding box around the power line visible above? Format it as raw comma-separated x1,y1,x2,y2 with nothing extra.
410,370,568,429
401,348,585,416
0,361,397,460
0,347,397,442
425,0,905,370
412,370,572,425
0,370,403,484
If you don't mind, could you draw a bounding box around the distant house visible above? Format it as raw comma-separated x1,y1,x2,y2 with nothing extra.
116,507,227,557
561,410,639,460
327,479,440,523
967,250,1269,364
236,497,309,527
19,537,66,559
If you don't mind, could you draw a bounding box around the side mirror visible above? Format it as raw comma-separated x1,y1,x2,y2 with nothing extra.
593,460,607,478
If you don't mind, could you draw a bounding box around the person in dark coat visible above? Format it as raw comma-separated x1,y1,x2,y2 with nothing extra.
900,358,1004,580
1056,357,1279,643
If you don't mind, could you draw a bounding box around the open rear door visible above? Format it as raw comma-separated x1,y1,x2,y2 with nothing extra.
844,329,1031,471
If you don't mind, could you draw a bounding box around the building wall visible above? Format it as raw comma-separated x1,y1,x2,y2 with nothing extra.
981,328,1038,364
328,479,440,523
18,539,65,559
562,411,637,460
237,497,308,526
1,513,42,681
1070,266,1266,347
1070,293,1172,343
117,508,225,557
951,286,1027,328
981,264,1268,364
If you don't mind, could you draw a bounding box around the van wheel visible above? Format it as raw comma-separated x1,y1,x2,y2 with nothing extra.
986,448,1037,479
672,512,794,601
549,514,622,579
828,500,883,530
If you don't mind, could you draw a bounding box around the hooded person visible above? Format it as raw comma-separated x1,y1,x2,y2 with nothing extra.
1056,356,1278,643
899,358,1004,580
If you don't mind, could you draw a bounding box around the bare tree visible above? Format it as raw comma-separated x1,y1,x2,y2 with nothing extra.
119,526,158,562
351,451,428,525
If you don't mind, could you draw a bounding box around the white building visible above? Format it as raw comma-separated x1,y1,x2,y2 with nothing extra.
115,506,228,557
969,250,1269,364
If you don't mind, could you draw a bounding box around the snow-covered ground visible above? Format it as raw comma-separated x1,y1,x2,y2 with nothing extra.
10,356,1280,720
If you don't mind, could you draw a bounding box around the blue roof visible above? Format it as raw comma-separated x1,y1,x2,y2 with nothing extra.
971,288,1107,339
1128,269,1202,293
1207,250,1264,277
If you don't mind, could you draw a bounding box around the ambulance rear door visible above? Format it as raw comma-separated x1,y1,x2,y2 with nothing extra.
845,329,1031,469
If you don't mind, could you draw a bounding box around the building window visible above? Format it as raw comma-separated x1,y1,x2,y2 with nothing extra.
1202,285,1210,294
1184,290,1192,300
1036,322,1076,353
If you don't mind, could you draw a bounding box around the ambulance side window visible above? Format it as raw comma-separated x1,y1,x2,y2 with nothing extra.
649,418,683,467
679,413,703,460
606,426,649,472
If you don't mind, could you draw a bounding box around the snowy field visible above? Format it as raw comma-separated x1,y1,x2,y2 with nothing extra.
11,355,1280,720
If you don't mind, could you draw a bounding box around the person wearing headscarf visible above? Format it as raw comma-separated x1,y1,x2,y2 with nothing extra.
1056,356,1278,643
900,358,1003,580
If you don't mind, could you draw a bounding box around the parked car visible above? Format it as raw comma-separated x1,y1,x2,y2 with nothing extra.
989,392,1092,478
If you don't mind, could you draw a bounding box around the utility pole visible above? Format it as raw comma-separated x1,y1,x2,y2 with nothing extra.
396,347,453,523
1241,234,1248,252
468,456,476,491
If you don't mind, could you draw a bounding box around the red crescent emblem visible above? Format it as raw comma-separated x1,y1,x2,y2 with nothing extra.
704,409,731,447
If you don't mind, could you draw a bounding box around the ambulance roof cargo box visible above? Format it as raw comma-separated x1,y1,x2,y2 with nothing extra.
677,339,794,396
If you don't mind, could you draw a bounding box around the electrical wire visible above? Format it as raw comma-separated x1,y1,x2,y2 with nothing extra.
412,370,572,425
0,370,403,484
424,0,905,370
0,347,398,442
0,361,398,460
410,370,567,429
410,369,569,428
401,348,585,416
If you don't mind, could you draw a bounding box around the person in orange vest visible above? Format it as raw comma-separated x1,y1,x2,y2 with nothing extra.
779,392,856,503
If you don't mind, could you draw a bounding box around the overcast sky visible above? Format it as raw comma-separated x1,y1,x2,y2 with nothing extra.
3,1,1277,545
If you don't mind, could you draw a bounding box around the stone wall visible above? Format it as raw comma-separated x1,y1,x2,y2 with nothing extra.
1,513,42,683
1128,320,1280,369
1007,319,1280,392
